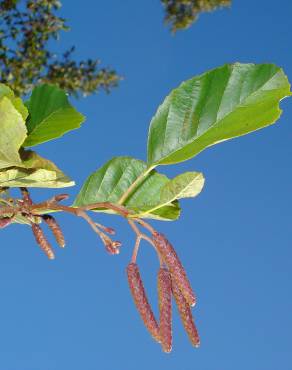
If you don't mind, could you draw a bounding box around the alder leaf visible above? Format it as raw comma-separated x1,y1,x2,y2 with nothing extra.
127,171,204,219
0,150,74,188
147,63,291,165
73,157,204,221
0,83,28,120
0,97,27,169
73,156,177,220
147,202,181,221
23,84,85,147
160,172,205,203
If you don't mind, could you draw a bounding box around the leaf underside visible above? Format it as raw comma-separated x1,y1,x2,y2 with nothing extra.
0,97,27,169
0,83,28,120
0,150,74,188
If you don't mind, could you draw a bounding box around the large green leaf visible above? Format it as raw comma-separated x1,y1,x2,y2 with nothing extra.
23,84,85,147
73,156,177,220
147,63,291,165
0,83,28,120
0,97,27,169
73,157,204,221
0,150,74,188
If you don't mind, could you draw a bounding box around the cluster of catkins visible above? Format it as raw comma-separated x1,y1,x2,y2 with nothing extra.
31,215,65,259
0,189,65,259
0,188,199,352
22,188,66,259
0,213,65,259
127,232,200,353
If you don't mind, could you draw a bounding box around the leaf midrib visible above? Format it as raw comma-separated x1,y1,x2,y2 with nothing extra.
27,105,70,137
130,173,202,217
151,68,282,165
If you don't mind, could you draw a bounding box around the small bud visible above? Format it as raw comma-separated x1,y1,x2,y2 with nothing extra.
31,223,55,260
172,279,200,348
95,222,116,235
54,194,69,202
126,262,160,343
153,232,196,307
158,267,172,353
103,226,115,235
112,241,121,248
99,233,119,255
42,214,65,247
105,241,120,255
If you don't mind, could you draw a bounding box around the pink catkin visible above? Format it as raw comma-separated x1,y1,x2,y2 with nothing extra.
31,224,55,260
126,262,160,343
158,267,172,353
42,215,65,247
153,232,196,307
172,279,200,347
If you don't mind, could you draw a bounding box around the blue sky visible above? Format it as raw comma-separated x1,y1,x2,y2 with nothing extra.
0,1,291,369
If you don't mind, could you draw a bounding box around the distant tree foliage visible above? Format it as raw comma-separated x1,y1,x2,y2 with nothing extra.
162,0,231,32
0,0,120,97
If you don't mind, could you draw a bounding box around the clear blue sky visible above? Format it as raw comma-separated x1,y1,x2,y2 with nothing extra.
0,1,291,369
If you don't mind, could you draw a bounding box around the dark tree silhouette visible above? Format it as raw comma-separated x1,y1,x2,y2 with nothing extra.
0,0,120,97
162,0,231,32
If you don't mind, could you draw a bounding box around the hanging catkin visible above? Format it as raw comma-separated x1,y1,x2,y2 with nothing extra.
126,262,160,343
42,215,65,248
172,279,200,347
158,267,172,353
153,232,196,307
31,223,55,259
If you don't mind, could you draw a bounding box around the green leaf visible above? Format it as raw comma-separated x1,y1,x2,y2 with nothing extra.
128,171,204,219
0,83,28,120
0,150,74,188
147,63,291,165
0,97,27,169
73,157,204,221
147,202,181,221
73,156,177,220
160,172,205,203
23,84,85,147
13,97,29,121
